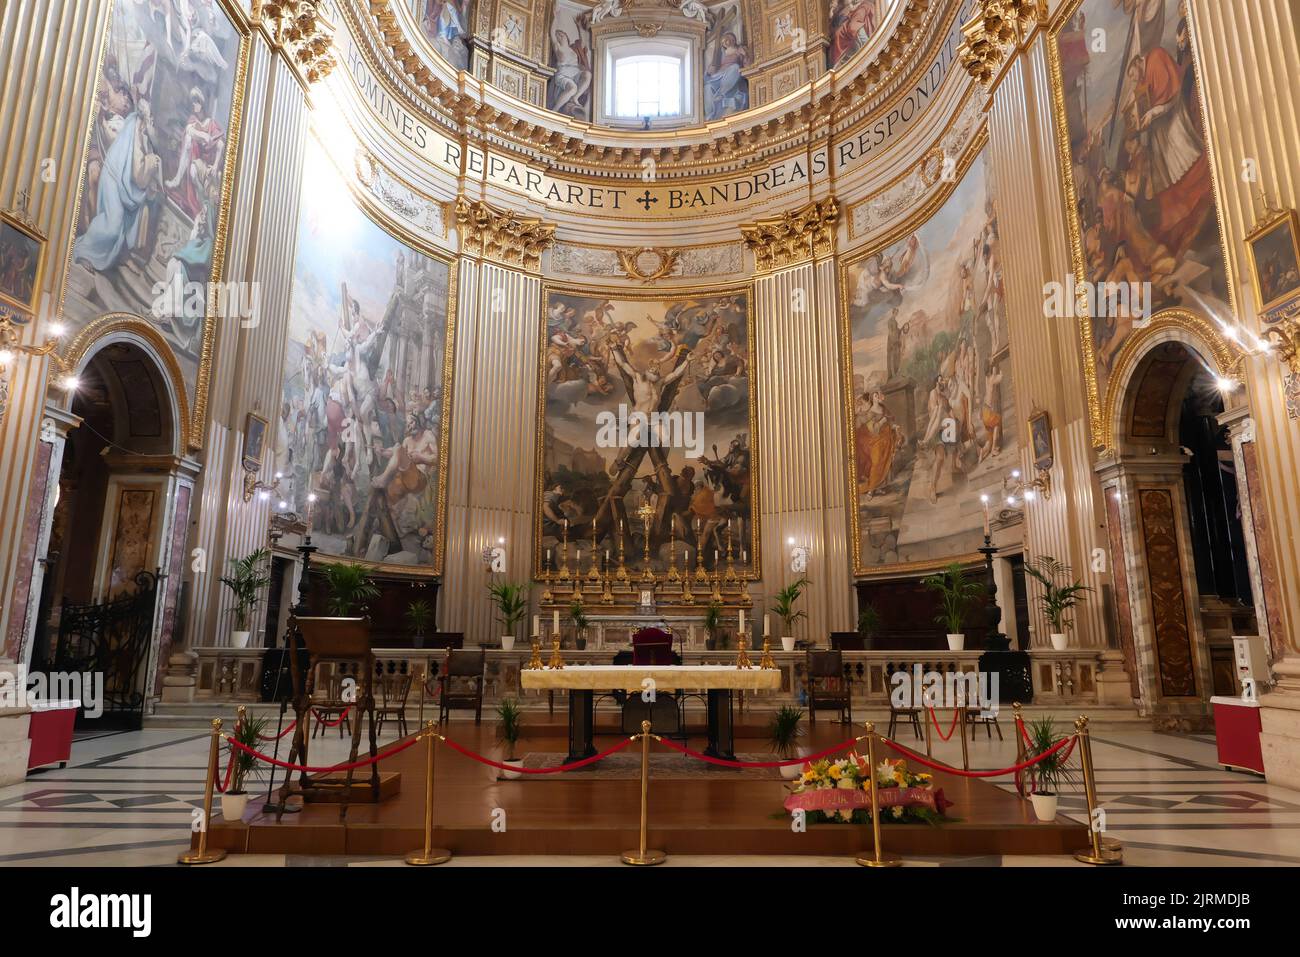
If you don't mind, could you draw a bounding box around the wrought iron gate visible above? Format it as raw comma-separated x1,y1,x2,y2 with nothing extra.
53,570,160,729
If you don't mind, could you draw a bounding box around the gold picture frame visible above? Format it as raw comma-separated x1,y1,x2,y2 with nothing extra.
533,280,761,580
1245,208,1300,316
241,412,269,472
0,212,46,316
1028,410,1053,473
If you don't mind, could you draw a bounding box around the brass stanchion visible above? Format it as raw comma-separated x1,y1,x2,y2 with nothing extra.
855,722,901,867
1072,715,1123,865
958,705,969,771
621,720,665,865
405,721,452,865
924,705,933,758
1012,702,1025,793
178,718,227,865
417,666,427,729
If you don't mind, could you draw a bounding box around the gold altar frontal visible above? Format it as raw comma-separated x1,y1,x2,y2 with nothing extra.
520,664,782,692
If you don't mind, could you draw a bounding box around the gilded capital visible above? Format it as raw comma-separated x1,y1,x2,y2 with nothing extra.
259,0,337,84
740,198,839,274
957,0,1045,88
454,197,556,273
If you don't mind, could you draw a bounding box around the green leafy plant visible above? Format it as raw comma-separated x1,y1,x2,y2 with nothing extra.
1025,556,1093,632
487,581,530,638
857,604,881,639
773,578,811,637
228,713,271,795
219,548,271,630
568,598,589,632
405,599,432,638
324,562,380,616
703,601,724,648
921,562,983,634
768,705,805,758
1025,715,1078,796
497,698,524,761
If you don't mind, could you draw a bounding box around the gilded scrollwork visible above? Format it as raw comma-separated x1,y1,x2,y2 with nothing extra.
453,197,556,272
740,198,838,274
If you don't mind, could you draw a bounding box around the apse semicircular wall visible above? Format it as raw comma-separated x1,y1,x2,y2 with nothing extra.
280,147,456,575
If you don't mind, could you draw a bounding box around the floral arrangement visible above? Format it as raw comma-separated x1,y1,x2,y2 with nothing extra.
783,754,953,825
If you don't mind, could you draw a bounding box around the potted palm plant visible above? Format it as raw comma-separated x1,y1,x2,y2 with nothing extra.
1025,556,1093,650
1025,715,1078,821
221,711,270,821
486,581,528,651
405,599,432,648
569,598,589,650
857,603,881,643
497,697,524,779
703,601,724,650
769,705,808,780
219,548,271,648
921,561,983,650
324,562,380,616
773,577,810,652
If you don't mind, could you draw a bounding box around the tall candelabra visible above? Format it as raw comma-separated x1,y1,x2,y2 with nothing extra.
636,502,656,584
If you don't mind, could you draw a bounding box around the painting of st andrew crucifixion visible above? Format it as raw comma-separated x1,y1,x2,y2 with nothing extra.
537,289,757,577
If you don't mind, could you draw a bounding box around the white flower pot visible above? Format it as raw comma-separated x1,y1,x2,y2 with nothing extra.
780,635,795,652
499,758,523,780
946,633,965,651
779,747,810,780
230,630,251,649
501,635,515,651
221,792,250,822
1050,633,1069,650
1030,792,1058,822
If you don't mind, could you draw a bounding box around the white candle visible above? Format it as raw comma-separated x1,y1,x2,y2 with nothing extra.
739,609,745,632
546,549,552,566
742,550,748,563
605,549,610,562
553,610,560,632
713,549,719,563
763,614,771,637
577,548,582,562
532,615,540,635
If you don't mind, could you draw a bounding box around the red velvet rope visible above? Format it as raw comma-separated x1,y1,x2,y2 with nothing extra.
258,719,298,742
881,733,1075,778
440,735,636,774
311,706,352,727
927,707,962,742
224,731,421,773
213,746,237,794
1018,716,1033,747
653,736,859,769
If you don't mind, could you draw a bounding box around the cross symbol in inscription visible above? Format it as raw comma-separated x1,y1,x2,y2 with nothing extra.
636,190,658,212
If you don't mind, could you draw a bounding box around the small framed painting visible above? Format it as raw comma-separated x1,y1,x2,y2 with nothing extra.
1246,209,1300,315
1028,410,1053,473
0,213,45,314
242,412,269,472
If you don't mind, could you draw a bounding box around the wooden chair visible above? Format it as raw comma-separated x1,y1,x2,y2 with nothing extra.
375,667,414,739
438,648,486,725
965,706,1004,740
311,669,353,740
887,697,924,740
806,650,852,725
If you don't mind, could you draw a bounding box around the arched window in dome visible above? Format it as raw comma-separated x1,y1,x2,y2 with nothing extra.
613,53,684,118
598,34,699,127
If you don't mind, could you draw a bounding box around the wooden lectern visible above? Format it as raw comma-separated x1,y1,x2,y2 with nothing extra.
278,616,380,821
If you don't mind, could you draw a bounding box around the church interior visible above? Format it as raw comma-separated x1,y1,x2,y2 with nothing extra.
2,0,1300,902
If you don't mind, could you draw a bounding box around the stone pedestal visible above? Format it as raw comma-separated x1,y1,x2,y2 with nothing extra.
160,650,199,704
1096,649,1138,708
0,658,32,786
1260,656,1300,789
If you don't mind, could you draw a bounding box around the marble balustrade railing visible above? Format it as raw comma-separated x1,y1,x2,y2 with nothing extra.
186,646,1105,710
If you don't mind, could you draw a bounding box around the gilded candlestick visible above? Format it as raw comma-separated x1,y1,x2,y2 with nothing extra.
667,519,681,582
680,571,695,605
735,632,753,669
547,636,565,670
616,521,630,582
759,637,776,670
601,558,616,604
693,530,708,584
587,527,601,583
558,522,571,581
710,568,723,603
526,639,543,670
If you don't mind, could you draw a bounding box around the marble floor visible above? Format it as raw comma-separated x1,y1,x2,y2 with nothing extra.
2,721,1297,867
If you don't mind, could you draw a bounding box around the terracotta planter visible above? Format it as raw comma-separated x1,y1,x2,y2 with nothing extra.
1050,633,1069,650
946,633,965,651
221,792,250,822
1030,792,1058,822
779,747,810,780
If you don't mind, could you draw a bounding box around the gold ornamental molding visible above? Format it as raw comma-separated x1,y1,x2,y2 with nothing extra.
957,0,1046,92
740,198,839,275
1265,317,1300,378
617,248,681,283
257,0,338,84
453,197,556,273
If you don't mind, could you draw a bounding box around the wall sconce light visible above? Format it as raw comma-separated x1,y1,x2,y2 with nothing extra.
787,537,808,573
483,538,507,573
0,315,69,420
1004,466,1051,504
243,470,283,503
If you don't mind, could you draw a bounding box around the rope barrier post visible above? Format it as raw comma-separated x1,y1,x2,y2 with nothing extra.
1072,715,1122,865
178,718,227,865
855,722,902,868
1012,701,1026,798
405,720,452,866
621,720,665,866
958,705,969,772
417,666,426,730
924,705,933,757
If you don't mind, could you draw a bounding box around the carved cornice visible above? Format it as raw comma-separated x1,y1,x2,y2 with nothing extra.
740,198,839,274
259,0,338,84
957,0,1046,89
454,197,556,272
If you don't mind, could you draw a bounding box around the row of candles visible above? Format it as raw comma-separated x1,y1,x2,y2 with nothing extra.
532,608,772,635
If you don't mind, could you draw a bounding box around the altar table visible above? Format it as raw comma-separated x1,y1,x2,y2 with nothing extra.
521,665,781,763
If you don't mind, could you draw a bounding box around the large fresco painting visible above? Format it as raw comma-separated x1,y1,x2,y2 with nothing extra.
537,288,757,577
1053,0,1228,413
703,1,750,121
547,0,594,120
843,150,1017,572
279,149,455,572
64,0,247,446
827,0,895,68
416,0,475,72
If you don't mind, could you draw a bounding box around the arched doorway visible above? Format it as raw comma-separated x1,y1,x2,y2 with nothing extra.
1098,336,1256,730
20,334,196,727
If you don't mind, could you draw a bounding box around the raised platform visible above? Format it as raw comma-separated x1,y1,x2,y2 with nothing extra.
200,723,1089,859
